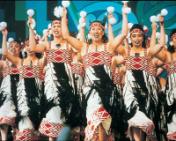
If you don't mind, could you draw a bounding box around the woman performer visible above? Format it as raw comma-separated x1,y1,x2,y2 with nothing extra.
0,29,21,141
61,2,129,141
117,18,165,141
29,17,81,141
2,19,44,140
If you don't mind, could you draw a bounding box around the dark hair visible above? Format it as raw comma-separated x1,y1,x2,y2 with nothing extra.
51,18,61,25
168,29,176,53
89,20,105,30
169,28,176,39
130,24,146,48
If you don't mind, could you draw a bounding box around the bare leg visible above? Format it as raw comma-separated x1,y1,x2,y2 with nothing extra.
49,137,55,141
132,127,146,141
0,125,9,141
98,124,107,141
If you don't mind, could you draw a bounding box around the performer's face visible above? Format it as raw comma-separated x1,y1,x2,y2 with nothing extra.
130,29,144,47
172,33,176,47
9,41,20,56
89,22,104,42
51,20,62,38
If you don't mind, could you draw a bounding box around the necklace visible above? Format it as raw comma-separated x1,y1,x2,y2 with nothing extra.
95,45,98,52
56,43,61,48
30,60,33,67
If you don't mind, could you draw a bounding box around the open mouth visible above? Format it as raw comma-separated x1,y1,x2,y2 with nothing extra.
93,34,100,38
134,41,141,45
54,31,58,34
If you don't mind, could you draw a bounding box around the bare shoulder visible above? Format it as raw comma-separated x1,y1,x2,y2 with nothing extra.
38,41,49,50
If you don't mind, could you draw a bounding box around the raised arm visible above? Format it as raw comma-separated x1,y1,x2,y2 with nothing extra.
107,13,115,42
148,16,165,59
28,17,46,53
159,16,165,46
77,13,86,42
108,3,128,53
150,22,157,48
1,29,20,65
61,7,83,52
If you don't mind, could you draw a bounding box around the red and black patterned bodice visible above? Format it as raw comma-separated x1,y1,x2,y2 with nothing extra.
9,66,20,75
71,63,84,77
46,49,72,64
2,62,19,77
83,44,112,68
165,61,176,76
126,48,148,71
147,60,157,76
20,65,39,78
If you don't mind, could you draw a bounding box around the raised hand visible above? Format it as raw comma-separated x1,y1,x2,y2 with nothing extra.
1,28,8,37
152,22,157,31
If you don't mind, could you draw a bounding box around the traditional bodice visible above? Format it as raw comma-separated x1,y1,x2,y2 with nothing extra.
20,65,39,78
46,49,72,64
83,44,112,68
165,61,176,76
125,48,148,71
2,62,19,77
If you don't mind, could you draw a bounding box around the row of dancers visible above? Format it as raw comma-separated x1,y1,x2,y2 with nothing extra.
0,1,176,141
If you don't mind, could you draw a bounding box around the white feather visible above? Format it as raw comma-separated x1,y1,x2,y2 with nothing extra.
44,63,59,100
17,79,29,116
46,106,65,123
128,23,133,29
0,25,3,31
161,9,168,16
0,101,16,117
122,1,129,4
77,33,81,39
169,41,173,46
80,11,87,17
62,1,70,8
87,34,92,40
77,24,80,30
21,49,26,58
27,9,35,17
128,38,131,44
0,75,11,98
58,6,63,17
143,25,148,32
8,37,14,43
165,34,168,43
122,7,131,14
54,6,61,18
43,29,48,35
107,6,115,14
48,23,52,29
108,17,116,25
18,117,33,131
150,15,157,23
